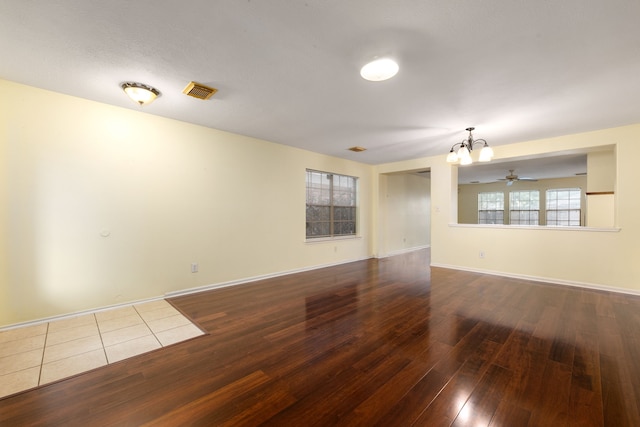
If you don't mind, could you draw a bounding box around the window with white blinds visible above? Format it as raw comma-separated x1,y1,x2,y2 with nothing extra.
546,188,581,226
509,190,540,225
306,169,357,238
478,192,504,224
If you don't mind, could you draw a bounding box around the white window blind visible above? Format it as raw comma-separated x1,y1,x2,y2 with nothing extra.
306,169,357,238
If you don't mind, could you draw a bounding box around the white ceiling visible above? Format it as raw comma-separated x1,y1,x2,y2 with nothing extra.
1,1,638,165
456,153,588,184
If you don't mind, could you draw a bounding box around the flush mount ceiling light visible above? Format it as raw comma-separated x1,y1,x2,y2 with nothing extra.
446,127,494,165
360,58,399,82
121,82,161,106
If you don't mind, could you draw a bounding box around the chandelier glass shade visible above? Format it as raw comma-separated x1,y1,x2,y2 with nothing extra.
446,127,493,165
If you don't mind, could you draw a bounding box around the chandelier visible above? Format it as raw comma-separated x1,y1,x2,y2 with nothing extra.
446,127,494,165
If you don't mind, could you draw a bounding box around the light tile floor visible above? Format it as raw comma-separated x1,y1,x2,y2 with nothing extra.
0,300,204,399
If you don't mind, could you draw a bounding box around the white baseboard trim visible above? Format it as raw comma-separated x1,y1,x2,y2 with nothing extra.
165,256,374,298
430,262,640,297
5,255,635,332
376,245,431,259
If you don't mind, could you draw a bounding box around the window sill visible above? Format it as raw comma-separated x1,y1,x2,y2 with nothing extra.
449,223,621,232
305,235,362,244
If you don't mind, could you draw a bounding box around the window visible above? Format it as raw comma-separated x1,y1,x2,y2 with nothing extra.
509,190,540,225
546,188,581,226
478,192,504,224
306,169,357,238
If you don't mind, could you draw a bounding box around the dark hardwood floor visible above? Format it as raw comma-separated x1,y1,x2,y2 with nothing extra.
2,249,640,426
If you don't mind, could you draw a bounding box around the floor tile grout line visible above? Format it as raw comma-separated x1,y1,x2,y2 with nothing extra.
102,332,157,353
99,308,149,364
0,365,38,380
154,322,204,340
97,322,147,337
132,305,163,348
95,303,168,344
37,323,49,386
0,335,47,361
0,329,47,347
93,313,110,366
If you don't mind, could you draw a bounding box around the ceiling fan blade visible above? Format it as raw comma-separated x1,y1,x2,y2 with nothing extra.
519,177,538,181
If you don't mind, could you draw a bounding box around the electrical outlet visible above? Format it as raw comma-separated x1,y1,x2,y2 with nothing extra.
191,263,199,273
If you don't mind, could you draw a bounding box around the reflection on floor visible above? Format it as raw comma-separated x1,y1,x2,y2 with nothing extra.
0,299,204,399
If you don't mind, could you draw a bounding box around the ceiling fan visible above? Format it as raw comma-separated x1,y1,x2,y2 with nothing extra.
498,169,538,186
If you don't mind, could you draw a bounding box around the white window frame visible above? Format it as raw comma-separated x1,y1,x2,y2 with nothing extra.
306,169,358,239
478,192,505,224
509,190,540,225
546,188,582,227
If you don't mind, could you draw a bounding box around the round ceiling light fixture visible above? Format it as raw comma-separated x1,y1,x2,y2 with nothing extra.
121,82,161,106
360,58,399,82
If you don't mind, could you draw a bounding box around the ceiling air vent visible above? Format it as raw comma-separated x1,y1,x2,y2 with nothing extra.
183,81,218,100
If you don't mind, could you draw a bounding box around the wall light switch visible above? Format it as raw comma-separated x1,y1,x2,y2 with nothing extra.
191,263,199,273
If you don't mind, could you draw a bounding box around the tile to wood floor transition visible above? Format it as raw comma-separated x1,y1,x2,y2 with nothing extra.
0,299,204,398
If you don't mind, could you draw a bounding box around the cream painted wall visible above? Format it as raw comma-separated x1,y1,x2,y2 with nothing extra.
587,150,615,192
379,124,640,294
378,173,430,256
587,194,615,228
586,149,616,227
0,79,374,327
